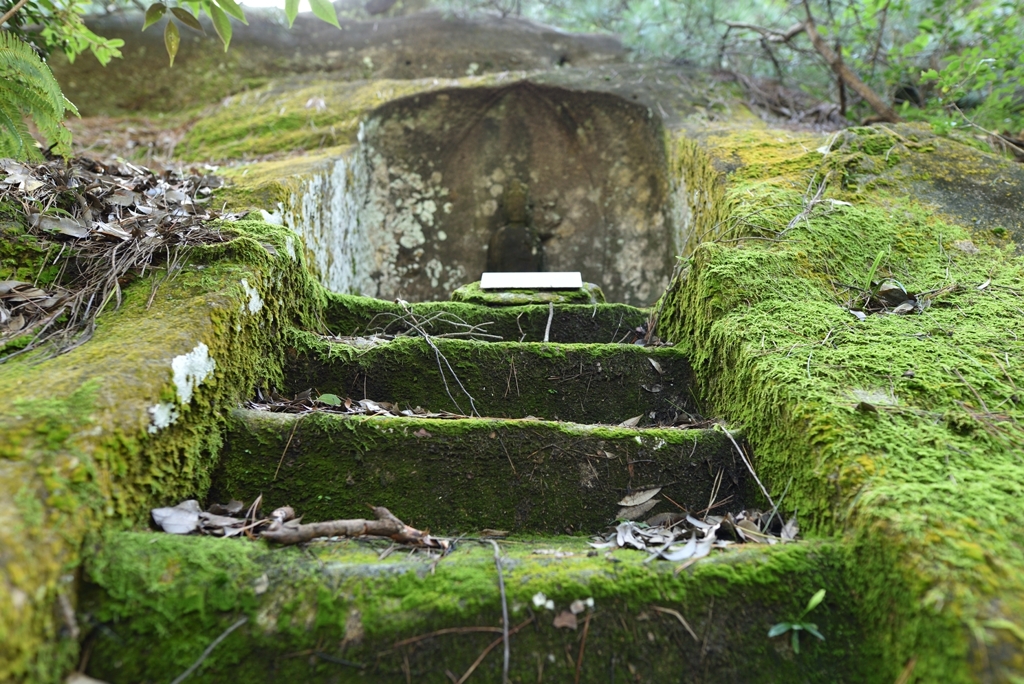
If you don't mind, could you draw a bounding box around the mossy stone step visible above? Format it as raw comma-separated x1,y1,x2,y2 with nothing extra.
284,335,694,425
324,295,649,344
80,532,874,684
211,410,748,535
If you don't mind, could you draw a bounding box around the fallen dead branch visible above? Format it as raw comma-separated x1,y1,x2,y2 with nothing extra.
261,505,449,550
152,499,450,552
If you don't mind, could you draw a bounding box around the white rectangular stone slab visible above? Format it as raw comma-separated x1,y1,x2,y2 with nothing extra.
479,272,583,290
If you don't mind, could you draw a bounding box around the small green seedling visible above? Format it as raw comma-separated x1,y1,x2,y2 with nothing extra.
768,588,826,654
864,249,886,294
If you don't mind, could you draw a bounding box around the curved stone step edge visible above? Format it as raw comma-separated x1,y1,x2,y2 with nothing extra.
80,532,874,683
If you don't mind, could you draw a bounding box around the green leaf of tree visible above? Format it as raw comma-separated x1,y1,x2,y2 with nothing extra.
767,623,792,638
308,0,341,29
171,8,204,33
163,19,180,66
285,0,299,27
213,0,248,25
142,3,167,30
209,4,232,51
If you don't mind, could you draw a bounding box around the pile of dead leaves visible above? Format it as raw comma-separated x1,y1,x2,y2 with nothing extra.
248,387,470,419
0,156,236,360
591,509,798,564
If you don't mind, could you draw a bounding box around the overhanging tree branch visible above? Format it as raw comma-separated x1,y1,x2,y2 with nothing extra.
801,0,899,123
0,0,31,26
725,20,806,43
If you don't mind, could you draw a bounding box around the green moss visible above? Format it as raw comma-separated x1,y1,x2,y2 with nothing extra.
659,124,1024,681
214,147,351,211
212,409,748,533
178,74,528,162
81,531,879,683
450,282,606,306
283,331,700,424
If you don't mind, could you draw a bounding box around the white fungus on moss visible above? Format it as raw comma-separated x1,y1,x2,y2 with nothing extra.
171,342,216,405
147,402,180,434
240,279,264,314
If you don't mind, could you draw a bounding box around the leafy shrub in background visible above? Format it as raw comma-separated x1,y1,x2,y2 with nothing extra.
139,0,340,66
0,0,341,159
443,0,1024,138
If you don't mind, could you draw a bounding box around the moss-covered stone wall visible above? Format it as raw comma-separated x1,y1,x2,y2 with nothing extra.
0,219,326,681
658,123,1024,682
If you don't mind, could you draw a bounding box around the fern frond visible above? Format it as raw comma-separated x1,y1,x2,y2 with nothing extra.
0,96,34,159
0,31,77,160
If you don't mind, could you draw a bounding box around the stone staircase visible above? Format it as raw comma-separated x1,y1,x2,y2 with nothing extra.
79,295,869,683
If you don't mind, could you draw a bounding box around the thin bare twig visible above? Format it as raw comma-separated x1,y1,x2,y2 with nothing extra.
574,611,592,684
490,540,510,684
392,626,504,649
169,617,248,684
455,618,534,684
543,302,554,343
781,172,830,235
398,301,479,416
274,416,303,480
721,427,776,510
651,606,698,642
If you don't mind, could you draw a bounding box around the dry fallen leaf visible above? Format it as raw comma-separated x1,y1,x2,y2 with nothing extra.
553,611,578,630
151,499,201,534
618,487,662,507
616,498,661,521
619,415,642,428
